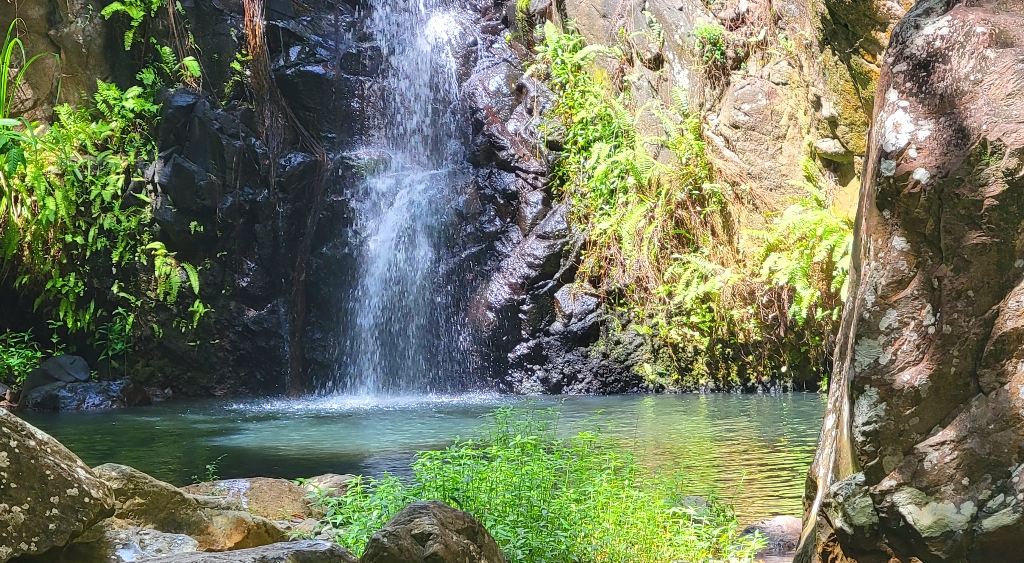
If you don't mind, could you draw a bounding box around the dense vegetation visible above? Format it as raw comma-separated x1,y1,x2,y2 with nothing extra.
0,13,204,388
531,22,853,390
310,407,765,563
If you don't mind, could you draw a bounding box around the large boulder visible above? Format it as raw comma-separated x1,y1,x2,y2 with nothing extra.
360,501,506,563
20,355,90,395
0,409,114,561
140,540,357,562
797,1,1024,561
92,464,286,552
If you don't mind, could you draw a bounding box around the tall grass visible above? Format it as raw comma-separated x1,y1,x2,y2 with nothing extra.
313,408,764,563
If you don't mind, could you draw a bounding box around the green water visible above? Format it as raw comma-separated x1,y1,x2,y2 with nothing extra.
20,393,824,522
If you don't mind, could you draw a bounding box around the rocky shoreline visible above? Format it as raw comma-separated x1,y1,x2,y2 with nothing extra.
0,407,509,563
1,400,801,562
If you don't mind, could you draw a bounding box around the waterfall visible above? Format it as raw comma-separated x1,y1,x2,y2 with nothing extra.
333,0,473,395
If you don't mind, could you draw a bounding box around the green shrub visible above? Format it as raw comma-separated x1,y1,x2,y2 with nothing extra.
0,19,207,336
0,330,42,385
313,408,764,563
693,22,727,65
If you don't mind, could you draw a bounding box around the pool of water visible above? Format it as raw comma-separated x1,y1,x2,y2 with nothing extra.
19,393,824,522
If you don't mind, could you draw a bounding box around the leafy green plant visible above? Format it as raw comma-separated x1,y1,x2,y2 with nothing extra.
95,307,135,376
693,22,728,65
0,20,208,336
314,408,764,562
101,0,164,50
0,329,42,385
535,24,849,388
191,454,226,484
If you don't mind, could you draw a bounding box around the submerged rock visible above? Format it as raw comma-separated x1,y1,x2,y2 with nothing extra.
798,1,1024,561
361,502,506,563
0,409,114,562
92,464,285,552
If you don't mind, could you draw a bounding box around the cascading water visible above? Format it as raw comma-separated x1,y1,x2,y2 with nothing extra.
332,0,474,395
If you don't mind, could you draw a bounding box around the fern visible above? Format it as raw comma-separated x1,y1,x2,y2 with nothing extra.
102,0,163,50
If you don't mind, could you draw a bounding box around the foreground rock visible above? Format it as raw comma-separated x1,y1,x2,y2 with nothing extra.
0,409,114,562
93,464,285,551
14,519,201,563
183,478,313,520
141,540,356,562
361,501,506,563
798,1,1024,561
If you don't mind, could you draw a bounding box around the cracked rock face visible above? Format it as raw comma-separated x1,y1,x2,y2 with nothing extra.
798,0,1024,561
0,410,114,562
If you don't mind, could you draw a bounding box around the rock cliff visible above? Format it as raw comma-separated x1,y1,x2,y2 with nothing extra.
798,0,1024,561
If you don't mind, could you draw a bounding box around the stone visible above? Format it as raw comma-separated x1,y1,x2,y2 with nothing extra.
93,464,286,552
741,516,801,556
812,138,852,162
360,501,506,563
0,409,114,562
182,478,312,520
16,519,202,563
135,540,357,562
798,1,1024,561
19,380,155,411
300,474,356,498
20,355,90,395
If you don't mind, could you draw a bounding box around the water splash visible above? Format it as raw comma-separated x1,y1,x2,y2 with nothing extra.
332,1,474,395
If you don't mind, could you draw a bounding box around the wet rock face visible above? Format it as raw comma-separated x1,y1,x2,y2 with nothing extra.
800,1,1024,561
361,501,506,563
0,409,114,562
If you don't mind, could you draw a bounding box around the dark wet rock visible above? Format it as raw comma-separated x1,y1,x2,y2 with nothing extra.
468,204,576,365
93,464,286,552
19,380,156,412
798,1,1024,562
20,355,89,395
139,540,357,563
361,501,505,563
550,284,601,339
506,324,648,394
182,478,313,520
0,409,115,562
742,516,800,556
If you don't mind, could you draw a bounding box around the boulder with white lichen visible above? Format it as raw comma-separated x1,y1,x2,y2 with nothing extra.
0,409,114,562
797,0,1024,561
